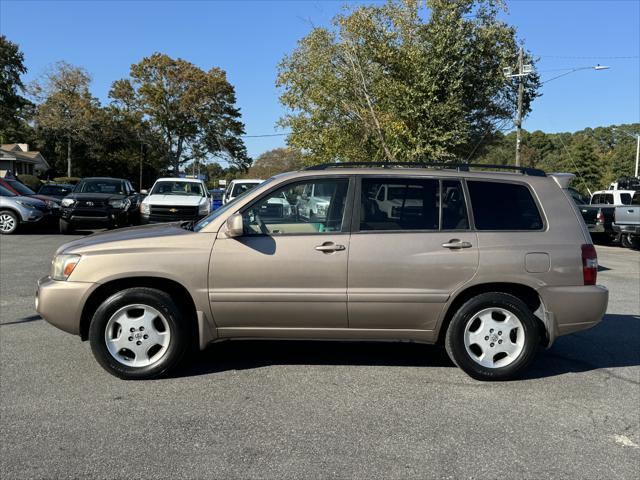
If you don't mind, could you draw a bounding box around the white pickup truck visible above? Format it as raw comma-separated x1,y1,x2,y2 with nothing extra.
140,178,211,224
613,191,640,248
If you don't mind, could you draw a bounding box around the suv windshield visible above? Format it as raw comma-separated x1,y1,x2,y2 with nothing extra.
5,179,35,196
151,181,204,196
39,184,73,196
195,178,275,232
77,179,125,194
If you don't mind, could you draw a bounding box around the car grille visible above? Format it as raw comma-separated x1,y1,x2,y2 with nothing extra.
149,205,200,221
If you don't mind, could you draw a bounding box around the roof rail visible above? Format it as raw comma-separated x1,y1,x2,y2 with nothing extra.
304,162,546,177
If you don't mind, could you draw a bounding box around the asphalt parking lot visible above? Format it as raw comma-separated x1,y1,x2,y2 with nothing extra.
1,232,639,479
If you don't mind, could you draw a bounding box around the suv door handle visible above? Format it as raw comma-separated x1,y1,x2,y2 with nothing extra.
442,239,472,249
315,242,346,253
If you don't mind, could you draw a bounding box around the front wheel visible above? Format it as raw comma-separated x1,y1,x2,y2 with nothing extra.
88,287,189,379
445,292,540,381
0,210,19,234
620,233,637,249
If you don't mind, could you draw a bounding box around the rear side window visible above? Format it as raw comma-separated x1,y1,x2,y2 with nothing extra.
467,181,543,231
360,178,439,231
620,193,632,205
604,194,614,204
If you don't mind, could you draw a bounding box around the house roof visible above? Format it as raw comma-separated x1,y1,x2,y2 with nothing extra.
0,145,50,168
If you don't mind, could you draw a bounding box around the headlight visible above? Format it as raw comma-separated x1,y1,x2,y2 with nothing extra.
109,198,131,210
140,202,149,214
198,201,210,215
51,254,81,281
61,198,76,207
16,200,36,209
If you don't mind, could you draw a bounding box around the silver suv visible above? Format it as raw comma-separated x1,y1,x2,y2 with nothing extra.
36,164,608,380
0,184,51,234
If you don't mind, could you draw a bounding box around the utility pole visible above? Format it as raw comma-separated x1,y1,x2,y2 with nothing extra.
635,134,639,178
515,48,525,167
504,48,532,168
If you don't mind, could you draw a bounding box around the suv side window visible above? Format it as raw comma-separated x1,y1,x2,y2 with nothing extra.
360,178,439,231
242,178,349,235
442,180,469,230
604,194,614,204
467,181,543,231
620,193,632,205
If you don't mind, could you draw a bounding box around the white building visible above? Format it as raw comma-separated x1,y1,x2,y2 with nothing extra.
0,144,50,177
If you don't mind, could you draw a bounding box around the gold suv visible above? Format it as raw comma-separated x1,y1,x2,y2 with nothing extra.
36,164,608,380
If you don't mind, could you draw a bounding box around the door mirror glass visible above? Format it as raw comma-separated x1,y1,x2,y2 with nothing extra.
225,213,244,237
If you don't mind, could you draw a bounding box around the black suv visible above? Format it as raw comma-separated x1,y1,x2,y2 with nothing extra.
59,177,142,233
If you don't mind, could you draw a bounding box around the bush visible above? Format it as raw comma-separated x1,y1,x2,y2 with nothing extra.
17,174,42,191
52,176,82,185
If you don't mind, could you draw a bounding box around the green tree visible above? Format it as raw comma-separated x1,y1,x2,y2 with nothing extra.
110,53,251,172
31,62,99,177
249,147,306,178
0,35,33,143
277,0,540,164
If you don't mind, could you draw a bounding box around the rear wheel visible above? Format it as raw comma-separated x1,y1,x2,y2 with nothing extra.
621,234,634,249
445,292,540,381
89,287,189,380
0,210,19,234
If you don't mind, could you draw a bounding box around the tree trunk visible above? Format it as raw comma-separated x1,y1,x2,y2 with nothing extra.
67,136,72,177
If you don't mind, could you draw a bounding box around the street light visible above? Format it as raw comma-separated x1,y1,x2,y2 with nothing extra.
541,64,610,84
504,49,610,166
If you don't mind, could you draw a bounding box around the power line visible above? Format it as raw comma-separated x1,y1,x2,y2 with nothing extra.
538,55,638,59
241,132,289,138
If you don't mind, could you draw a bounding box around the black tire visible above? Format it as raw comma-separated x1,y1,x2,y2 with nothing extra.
59,218,74,234
445,292,540,381
0,210,19,235
621,234,633,249
88,287,190,380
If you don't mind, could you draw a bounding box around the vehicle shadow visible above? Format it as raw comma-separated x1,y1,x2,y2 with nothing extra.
173,313,640,380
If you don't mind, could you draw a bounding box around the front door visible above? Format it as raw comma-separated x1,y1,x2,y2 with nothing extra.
210,177,352,330
348,177,479,331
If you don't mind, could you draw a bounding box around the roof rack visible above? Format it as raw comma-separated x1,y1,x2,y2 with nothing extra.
304,162,546,177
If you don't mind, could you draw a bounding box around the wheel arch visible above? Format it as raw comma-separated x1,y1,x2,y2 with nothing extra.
80,276,198,343
437,282,547,345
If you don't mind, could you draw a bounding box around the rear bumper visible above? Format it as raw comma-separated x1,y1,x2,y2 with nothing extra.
613,224,640,236
539,285,608,341
36,276,97,336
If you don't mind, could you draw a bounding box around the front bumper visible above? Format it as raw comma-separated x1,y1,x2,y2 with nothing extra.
539,285,609,340
36,276,97,335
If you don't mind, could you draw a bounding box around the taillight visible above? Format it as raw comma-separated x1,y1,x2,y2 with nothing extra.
581,244,598,285
596,211,604,223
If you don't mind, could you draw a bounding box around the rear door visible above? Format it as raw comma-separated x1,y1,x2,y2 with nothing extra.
347,177,478,331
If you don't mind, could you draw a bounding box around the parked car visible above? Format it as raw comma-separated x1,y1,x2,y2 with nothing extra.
577,189,636,243
0,184,52,234
208,188,224,211
37,183,74,200
140,178,211,224
0,177,60,209
36,163,608,381
223,179,263,204
613,192,640,248
59,177,142,233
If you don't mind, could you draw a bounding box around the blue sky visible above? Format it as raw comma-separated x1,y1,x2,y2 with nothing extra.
1,0,639,161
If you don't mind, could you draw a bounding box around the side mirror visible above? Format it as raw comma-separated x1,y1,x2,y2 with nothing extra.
140,189,148,195
225,213,244,238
